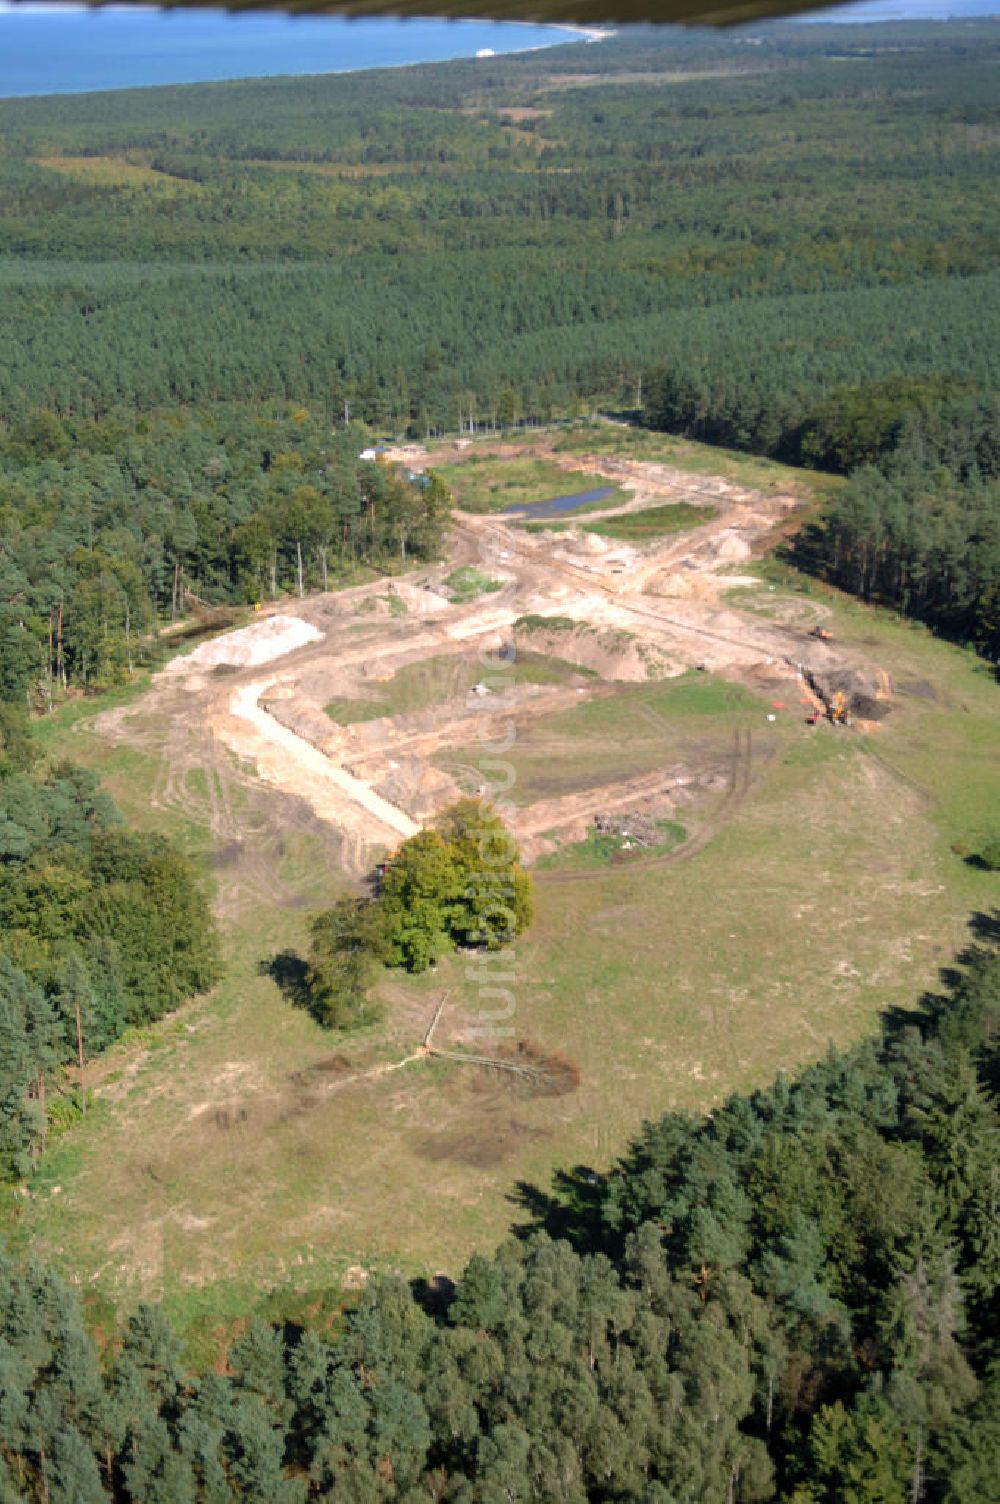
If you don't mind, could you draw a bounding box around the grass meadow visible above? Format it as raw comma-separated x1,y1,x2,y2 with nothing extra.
6,546,997,1365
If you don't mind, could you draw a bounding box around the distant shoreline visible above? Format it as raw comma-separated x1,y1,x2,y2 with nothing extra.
0,13,600,101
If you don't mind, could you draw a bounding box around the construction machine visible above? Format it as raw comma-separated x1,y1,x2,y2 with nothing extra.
829,690,848,725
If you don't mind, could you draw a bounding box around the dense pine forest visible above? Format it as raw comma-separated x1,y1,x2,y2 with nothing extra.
0,916,995,1501
0,24,997,430
0,21,998,680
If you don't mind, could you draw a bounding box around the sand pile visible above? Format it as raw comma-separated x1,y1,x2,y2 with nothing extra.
164,615,323,674
714,531,753,563
375,760,460,820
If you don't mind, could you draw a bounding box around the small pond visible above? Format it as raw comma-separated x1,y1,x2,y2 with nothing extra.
502,486,616,520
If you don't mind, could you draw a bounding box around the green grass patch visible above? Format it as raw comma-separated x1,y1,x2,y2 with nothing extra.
514,614,578,632
569,672,753,725
28,674,156,753
582,502,716,541
434,454,625,514
324,696,391,725
444,566,503,601
358,585,410,616
525,653,599,681
513,520,572,534
537,818,687,872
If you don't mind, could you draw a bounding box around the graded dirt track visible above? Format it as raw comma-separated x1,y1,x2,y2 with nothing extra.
98,442,888,887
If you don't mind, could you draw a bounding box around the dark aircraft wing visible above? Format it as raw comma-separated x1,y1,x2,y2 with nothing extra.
10,0,828,31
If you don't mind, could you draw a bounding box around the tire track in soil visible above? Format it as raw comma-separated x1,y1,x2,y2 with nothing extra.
85,692,347,921
536,724,753,887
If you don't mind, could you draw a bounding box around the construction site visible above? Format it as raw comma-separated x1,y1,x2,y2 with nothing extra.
98,436,893,891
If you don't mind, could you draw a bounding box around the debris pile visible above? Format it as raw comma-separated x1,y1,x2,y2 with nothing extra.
497,1040,582,1097
163,613,323,673
593,810,661,848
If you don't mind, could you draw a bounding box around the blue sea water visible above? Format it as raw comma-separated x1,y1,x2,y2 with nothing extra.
0,9,587,99
0,3,991,102
806,0,997,18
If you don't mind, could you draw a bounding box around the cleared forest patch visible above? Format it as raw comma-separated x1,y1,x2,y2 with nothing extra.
35,153,184,187
8,432,997,1355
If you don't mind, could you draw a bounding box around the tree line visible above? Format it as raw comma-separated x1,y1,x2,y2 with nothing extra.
0,916,995,1500
0,405,450,700
788,458,999,660
0,711,219,1176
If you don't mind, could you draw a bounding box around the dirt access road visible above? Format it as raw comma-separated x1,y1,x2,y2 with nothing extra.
96,443,887,886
